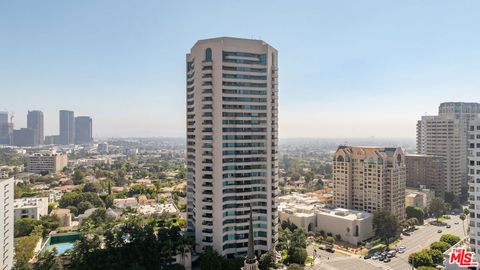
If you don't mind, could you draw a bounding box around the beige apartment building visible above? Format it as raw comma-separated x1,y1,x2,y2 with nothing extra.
417,102,480,199
333,146,406,221
186,37,279,257
405,154,444,196
27,153,68,174
416,115,465,198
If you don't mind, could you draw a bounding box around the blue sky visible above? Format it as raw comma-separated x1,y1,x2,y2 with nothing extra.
1,0,479,138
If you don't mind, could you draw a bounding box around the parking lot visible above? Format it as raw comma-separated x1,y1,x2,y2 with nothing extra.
306,214,465,270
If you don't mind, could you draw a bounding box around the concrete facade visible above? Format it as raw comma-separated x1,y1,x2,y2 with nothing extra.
75,116,93,144
405,154,445,197
468,118,480,257
405,188,435,209
12,128,36,147
418,102,480,199
186,37,279,257
59,110,75,145
14,197,49,220
278,193,374,246
27,110,44,145
27,153,68,174
333,146,406,221
0,177,14,270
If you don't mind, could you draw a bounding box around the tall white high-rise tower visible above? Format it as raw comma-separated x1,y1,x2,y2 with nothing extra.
186,37,279,257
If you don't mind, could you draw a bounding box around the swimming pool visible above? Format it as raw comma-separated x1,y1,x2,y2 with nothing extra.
47,242,75,254
40,232,79,256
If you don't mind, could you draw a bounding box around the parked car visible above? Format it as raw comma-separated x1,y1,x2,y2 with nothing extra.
398,249,405,254
364,254,372,259
388,250,396,256
446,224,451,228
399,246,406,250
437,230,443,233
372,256,379,260
402,231,411,236
384,258,391,263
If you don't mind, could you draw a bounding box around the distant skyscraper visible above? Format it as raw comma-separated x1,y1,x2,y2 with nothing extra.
75,116,93,144
333,146,406,221
0,177,14,270
27,110,44,145
0,112,12,145
12,128,36,147
186,37,279,256
59,110,75,145
97,142,109,154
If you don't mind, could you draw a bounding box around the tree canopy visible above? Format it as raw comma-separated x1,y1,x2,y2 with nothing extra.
406,206,424,224
429,197,449,222
70,216,190,270
372,209,400,248
440,234,461,246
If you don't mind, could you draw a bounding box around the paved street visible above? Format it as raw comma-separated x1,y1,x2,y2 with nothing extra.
307,214,466,270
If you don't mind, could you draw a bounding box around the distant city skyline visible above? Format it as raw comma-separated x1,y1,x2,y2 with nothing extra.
2,1,480,138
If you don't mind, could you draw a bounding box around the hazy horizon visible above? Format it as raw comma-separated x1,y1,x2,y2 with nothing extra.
2,1,479,138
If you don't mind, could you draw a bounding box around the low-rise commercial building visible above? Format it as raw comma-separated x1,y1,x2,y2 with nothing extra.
405,187,435,209
137,202,180,218
27,153,68,174
14,197,49,220
278,193,374,246
113,198,138,208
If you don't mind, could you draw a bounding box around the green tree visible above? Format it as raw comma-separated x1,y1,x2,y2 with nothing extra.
278,227,293,251
78,201,95,214
427,248,443,265
406,206,424,224
83,182,101,193
72,216,194,270
288,247,308,265
429,197,448,222
33,249,63,270
290,228,307,248
326,236,335,244
460,208,470,237
287,264,304,270
39,215,60,236
259,249,276,270
440,234,461,246
430,241,451,253
417,267,438,270
72,168,85,184
59,192,104,210
14,218,42,237
408,249,434,268
372,209,400,248
281,220,298,231
199,246,223,270
14,226,43,270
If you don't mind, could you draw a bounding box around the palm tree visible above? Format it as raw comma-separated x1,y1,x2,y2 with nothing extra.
460,208,470,237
